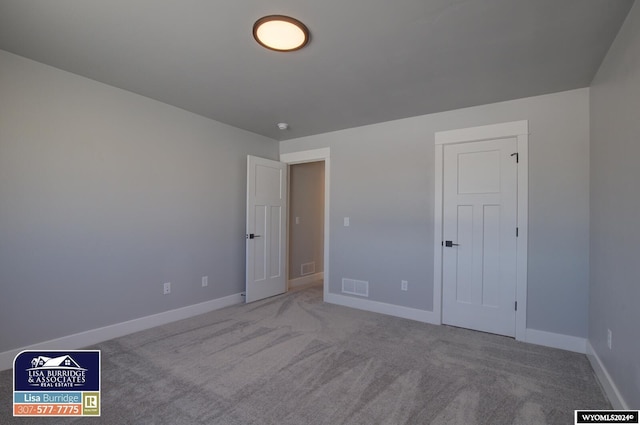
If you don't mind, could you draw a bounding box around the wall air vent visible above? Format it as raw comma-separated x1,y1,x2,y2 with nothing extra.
342,278,369,297
301,262,315,276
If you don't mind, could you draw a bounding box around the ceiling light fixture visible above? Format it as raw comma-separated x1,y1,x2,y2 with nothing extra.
253,15,309,52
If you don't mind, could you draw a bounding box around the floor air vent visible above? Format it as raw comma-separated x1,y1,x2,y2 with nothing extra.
342,278,369,297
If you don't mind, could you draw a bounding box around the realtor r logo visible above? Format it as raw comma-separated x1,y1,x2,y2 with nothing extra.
85,395,97,408
82,392,100,415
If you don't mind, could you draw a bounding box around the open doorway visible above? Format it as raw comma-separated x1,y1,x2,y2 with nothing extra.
246,148,330,303
288,161,325,289
280,147,330,301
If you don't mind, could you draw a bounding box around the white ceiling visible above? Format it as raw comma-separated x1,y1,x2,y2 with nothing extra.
0,0,634,140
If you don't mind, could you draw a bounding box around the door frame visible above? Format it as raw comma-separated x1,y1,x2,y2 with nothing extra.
433,121,528,341
280,148,330,302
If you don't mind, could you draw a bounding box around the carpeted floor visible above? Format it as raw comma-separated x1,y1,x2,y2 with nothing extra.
0,282,609,424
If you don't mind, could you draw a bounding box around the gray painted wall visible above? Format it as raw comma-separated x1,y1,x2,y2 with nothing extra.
590,2,640,408
0,50,278,353
281,88,591,338
288,162,324,280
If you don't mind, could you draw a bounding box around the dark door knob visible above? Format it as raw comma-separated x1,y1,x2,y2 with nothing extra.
444,240,459,247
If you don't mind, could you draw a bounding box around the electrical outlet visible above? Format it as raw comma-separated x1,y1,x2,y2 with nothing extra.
163,282,171,295
401,280,408,291
202,276,208,287
607,329,612,350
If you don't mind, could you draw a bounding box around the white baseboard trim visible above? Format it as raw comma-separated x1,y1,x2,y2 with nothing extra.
289,272,324,289
524,328,587,353
586,341,629,410
323,296,586,353
325,292,440,325
0,292,243,372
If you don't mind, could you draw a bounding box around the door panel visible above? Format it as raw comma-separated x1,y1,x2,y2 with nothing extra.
458,150,501,194
246,156,287,303
442,138,517,337
269,205,282,278
481,204,501,307
456,205,474,304
253,204,267,281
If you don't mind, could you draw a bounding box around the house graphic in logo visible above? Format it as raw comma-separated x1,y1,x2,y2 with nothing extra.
29,355,86,371
24,354,89,388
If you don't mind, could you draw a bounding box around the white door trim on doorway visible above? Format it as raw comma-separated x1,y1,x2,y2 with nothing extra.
280,148,331,302
433,120,528,341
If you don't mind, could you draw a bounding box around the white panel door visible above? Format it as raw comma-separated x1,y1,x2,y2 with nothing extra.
442,138,518,336
246,156,287,303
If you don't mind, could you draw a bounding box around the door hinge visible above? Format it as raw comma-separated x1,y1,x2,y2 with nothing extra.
515,301,518,311
511,152,519,163
516,227,519,237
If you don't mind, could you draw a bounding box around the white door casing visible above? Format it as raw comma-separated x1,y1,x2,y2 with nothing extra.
280,148,331,303
246,156,287,303
434,121,528,341
442,138,517,336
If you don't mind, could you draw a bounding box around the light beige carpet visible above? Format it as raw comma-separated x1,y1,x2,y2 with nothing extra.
0,283,609,424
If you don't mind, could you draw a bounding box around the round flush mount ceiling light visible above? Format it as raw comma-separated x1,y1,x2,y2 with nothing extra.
253,15,309,52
